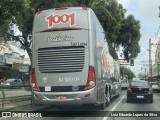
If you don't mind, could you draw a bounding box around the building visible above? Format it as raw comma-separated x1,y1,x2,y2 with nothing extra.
0,41,30,81
151,34,160,81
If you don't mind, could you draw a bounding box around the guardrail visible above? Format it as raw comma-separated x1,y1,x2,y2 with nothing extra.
0,85,32,110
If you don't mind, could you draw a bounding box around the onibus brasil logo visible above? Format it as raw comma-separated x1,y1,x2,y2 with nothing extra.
46,12,76,28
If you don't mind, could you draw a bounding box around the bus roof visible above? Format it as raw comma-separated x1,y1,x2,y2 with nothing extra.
33,7,91,33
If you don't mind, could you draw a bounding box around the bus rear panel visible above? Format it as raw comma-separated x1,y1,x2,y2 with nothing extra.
32,7,98,106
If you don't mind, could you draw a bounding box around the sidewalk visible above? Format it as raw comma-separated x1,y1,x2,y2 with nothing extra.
0,100,51,112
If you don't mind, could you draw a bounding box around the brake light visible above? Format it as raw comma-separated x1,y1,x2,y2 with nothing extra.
31,68,36,83
31,68,40,92
84,66,96,90
149,88,153,92
127,87,131,91
137,86,142,88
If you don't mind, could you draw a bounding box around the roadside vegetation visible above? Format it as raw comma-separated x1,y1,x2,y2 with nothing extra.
0,0,141,63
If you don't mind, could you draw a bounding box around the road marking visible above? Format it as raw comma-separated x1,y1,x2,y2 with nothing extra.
103,93,126,120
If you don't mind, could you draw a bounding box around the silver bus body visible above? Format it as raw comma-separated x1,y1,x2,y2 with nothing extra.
32,7,121,107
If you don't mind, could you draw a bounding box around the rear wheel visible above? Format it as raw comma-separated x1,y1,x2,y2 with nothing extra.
106,91,110,107
99,93,106,110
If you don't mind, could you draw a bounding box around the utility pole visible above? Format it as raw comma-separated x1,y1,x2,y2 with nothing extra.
149,38,152,78
145,68,146,80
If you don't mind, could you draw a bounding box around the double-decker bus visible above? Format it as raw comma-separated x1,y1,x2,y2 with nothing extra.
31,7,121,109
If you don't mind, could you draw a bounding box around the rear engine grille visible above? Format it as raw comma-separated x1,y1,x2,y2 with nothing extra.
38,46,85,73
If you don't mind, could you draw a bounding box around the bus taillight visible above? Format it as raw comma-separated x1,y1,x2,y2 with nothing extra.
84,66,96,90
31,68,36,83
32,68,40,92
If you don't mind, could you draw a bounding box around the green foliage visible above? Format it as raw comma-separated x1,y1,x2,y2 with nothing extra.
0,0,141,63
119,15,141,60
91,0,141,60
120,66,136,79
91,0,125,44
0,0,25,37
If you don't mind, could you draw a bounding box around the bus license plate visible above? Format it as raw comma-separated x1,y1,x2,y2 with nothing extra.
56,96,67,100
137,96,144,98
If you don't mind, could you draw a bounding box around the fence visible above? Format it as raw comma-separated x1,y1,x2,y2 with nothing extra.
0,85,32,111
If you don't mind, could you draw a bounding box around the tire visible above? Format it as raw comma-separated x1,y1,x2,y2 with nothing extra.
99,93,106,110
106,92,110,107
115,90,120,98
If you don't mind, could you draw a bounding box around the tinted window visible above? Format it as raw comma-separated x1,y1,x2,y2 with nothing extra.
131,81,150,87
150,82,158,85
5,79,15,82
121,80,128,83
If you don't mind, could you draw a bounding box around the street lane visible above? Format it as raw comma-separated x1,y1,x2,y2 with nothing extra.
1,90,160,120
104,90,160,120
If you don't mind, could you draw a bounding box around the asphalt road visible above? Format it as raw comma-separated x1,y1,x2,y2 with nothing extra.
1,90,160,120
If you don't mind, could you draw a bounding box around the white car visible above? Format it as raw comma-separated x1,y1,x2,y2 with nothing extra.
150,82,160,92
121,80,129,89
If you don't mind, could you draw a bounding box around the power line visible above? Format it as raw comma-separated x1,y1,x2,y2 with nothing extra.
138,50,148,56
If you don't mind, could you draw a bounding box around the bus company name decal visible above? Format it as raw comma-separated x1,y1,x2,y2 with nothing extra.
46,12,76,28
47,33,73,44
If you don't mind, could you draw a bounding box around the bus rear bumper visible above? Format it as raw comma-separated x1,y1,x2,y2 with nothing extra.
32,87,98,106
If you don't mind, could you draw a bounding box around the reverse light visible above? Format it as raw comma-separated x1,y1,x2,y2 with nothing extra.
84,66,96,90
31,68,40,92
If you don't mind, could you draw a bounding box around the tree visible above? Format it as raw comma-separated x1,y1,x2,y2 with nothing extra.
91,0,141,61
0,0,25,39
119,15,141,61
91,0,125,45
138,74,146,78
0,0,141,63
120,66,136,80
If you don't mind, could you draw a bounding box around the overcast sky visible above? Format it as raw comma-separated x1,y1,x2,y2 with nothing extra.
117,0,160,76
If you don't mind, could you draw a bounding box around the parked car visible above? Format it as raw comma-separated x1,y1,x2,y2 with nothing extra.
127,80,153,103
121,80,129,89
1,78,23,88
150,82,160,92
